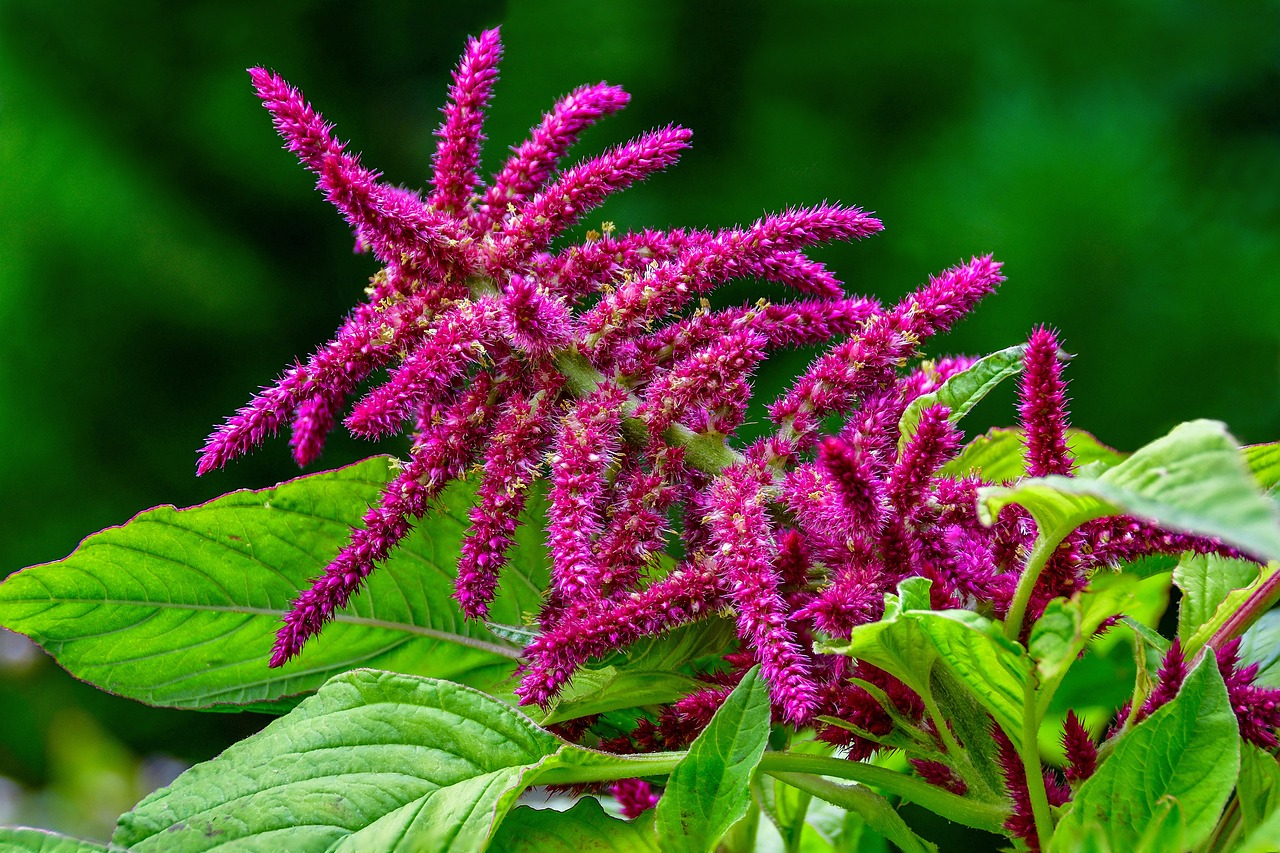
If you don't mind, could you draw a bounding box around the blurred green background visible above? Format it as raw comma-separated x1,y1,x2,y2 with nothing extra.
1,0,1277,842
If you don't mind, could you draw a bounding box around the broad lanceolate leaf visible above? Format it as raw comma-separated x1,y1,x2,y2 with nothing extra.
1050,654,1239,852
0,458,548,711
655,666,771,853
1174,553,1258,644
0,828,110,853
489,798,659,852
897,344,1026,455
941,427,1125,482
114,669,664,853
979,420,1280,564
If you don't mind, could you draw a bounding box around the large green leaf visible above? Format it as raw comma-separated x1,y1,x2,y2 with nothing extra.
1173,553,1259,644
897,344,1026,455
979,420,1280,563
489,798,660,852
0,458,547,711
113,669,664,852
1050,655,1239,852
0,829,111,853
655,666,771,853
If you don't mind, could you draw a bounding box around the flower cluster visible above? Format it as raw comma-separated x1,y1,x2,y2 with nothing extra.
201,28,1272,822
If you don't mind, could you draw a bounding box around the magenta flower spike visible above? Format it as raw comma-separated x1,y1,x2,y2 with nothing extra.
771,255,1003,448
472,82,631,232
429,28,504,215
704,463,818,724
249,68,466,264
270,372,501,665
1216,638,1280,749
545,383,629,614
455,386,558,618
492,125,692,266
1019,326,1073,478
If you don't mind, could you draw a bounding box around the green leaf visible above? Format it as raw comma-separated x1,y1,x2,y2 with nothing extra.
656,666,771,853
1050,654,1240,852
0,458,548,711
1028,576,1138,716
1184,560,1280,659
819,591,1030,747
114,669,664,852
1239,743,1280,835
897,344,1026,455
979,420,1280,563
0,829,112,853
540,619,737,725
1237,609,1280,688
1239,810,1280,853
1245,442,1280,493
488,799,660,852
942,428,1126,482
1174,553,1259,644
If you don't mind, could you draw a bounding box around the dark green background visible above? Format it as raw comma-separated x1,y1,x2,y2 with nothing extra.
1,0,1276,841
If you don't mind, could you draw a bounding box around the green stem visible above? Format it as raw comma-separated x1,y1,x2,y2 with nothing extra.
766,772,937,853
1003,533,1065,642
535,750,686,785
535,748,1007,834
757,753,1008,834
1018,678,1054,851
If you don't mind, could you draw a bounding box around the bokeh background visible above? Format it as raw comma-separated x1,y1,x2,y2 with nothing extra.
1,0,1277,843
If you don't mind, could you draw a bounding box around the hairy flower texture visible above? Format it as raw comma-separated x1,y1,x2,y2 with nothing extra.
429,29,503,215
704,463,818,723
888,405,960,516
993,727,1070,850
455,385,559,618
593,448,685,596
516,559,721,706
545,383,629,615
910,759,968,796
472,82,630,232
610,779,661,819
1061,711,1097,784
270,374,499,665
1216,638,1280,749
771,255,1004,450
637,328,765,434
1019,326,1073,478
1138,639,1188,721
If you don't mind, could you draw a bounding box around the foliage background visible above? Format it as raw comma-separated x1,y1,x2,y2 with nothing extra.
0,0,1276,841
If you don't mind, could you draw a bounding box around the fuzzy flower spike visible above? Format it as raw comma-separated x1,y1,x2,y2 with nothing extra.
204,29,1064,723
